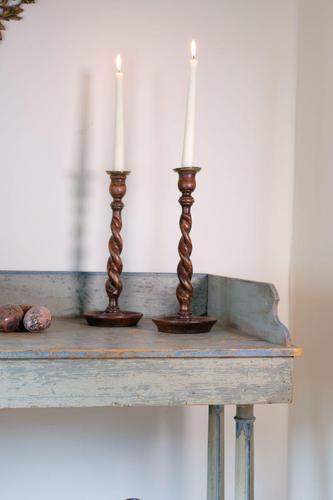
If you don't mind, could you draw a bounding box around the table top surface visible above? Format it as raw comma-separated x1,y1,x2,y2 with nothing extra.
0,318,301,360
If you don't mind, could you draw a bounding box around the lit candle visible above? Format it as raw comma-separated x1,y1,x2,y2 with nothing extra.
181,40,198,167
113,54,124,171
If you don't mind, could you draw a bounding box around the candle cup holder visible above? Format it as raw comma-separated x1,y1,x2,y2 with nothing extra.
152,167,217,334
84,171,143,328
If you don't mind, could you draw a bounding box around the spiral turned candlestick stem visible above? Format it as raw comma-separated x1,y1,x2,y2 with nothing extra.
84,171,142,328
175,167,197,318
152,167,216,334
105,171,126,313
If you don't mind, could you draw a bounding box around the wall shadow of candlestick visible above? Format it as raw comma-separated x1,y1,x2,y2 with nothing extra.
71,72,92,314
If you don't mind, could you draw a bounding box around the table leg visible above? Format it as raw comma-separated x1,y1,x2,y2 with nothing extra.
207,405,224,500
234,405,255,500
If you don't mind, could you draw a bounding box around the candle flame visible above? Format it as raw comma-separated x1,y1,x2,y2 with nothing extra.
116,54,122,72
191,40,197,59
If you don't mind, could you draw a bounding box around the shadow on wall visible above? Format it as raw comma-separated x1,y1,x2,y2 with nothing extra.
289,1,333,498
0,406,200,500
71,72,92,313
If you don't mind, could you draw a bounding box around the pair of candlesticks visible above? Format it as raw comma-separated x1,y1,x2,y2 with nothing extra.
84,167,216,334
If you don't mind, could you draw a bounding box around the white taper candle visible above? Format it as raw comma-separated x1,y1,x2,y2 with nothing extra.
181,40,198,167
113,54,124,171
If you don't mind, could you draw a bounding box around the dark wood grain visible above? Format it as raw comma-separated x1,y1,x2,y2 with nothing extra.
152,168,216,333
84,171,142,327
105,171,128,313
175,167,201,318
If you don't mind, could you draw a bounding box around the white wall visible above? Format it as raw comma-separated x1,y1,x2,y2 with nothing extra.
0,1,298,499
289,1,333,499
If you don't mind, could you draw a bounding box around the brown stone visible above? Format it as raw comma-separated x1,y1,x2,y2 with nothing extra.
19,304,34,330
0,304,24,332
20,304,34,315
23,306,52,332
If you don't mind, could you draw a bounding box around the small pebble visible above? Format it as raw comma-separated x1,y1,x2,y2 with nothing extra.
23,306,52,332
0,304,24,332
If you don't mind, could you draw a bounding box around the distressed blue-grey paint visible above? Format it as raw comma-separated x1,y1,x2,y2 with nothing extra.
0,357,293,408
0,272,293,349
0,318,299,360
0,272,207,317
0,272,300,500
235,405,255,500
208,275,291,346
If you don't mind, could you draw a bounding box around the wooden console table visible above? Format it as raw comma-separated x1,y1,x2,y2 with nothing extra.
0,272,301,500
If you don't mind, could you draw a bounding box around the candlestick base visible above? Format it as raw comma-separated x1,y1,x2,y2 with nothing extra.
84,310,143,328
152,315,217,334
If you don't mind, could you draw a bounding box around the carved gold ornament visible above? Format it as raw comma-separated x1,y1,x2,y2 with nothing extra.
0,0,35,40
